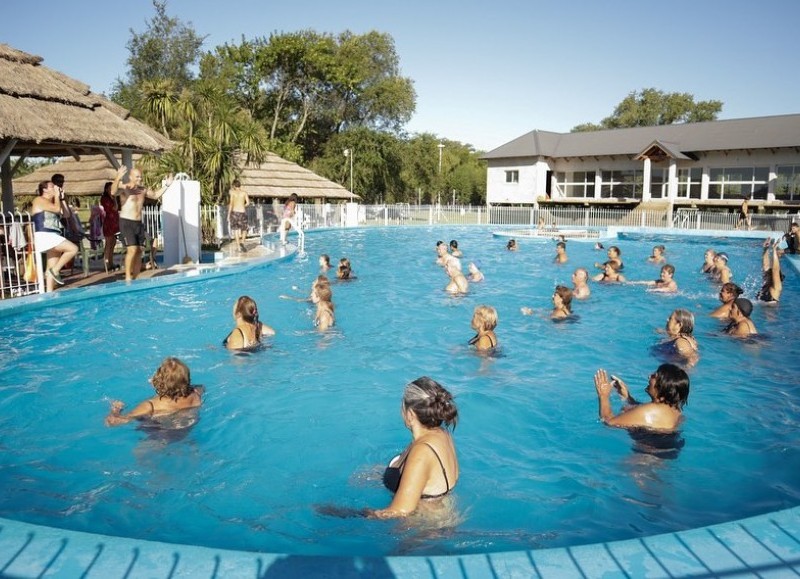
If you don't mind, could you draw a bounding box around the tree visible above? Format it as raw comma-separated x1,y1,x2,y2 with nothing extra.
572,88,723,132
111,0,206,112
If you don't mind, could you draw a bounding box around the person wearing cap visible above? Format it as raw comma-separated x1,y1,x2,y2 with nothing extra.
712,252,732,284
724,298,757,337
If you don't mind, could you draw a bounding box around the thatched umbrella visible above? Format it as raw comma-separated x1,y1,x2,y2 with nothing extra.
12,154,140,198
0,43,171,211
238,152,359,202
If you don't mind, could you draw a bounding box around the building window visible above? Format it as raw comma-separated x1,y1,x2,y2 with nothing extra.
505,170,519,183
600,169,642,199
677,168,702,199
776,165,800,201
708,166,769,200
553,171,596,198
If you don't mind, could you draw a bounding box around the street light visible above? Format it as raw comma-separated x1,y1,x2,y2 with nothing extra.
343,148,354,200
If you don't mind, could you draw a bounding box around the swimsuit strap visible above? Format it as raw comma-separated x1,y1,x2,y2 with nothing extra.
146,400,155,415
468,333,479,346
422,442,450,493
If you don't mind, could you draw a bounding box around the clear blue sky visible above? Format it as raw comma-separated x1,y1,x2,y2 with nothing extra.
4,0,799,151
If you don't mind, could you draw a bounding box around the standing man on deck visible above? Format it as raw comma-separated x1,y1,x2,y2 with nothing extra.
228,179,250,253
111,165,172,282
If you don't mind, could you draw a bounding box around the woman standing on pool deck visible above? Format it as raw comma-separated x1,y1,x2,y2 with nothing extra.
223,295,275,350
370,377,459,518
105,357,203,426
31,180,79,291
594,364,689,431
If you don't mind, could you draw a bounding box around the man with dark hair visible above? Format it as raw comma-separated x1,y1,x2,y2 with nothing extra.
783,222,799,254
228,179,250,253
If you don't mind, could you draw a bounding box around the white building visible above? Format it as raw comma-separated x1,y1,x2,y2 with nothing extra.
483,114,800,211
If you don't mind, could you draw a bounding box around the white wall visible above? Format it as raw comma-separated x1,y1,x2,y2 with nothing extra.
486,158,543,205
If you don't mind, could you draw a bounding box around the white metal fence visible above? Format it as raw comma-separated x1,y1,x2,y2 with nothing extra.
4,204,797,300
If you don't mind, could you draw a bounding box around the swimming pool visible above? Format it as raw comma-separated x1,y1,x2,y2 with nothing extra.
0,227,798,559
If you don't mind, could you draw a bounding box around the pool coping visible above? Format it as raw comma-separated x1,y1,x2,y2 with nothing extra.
1,226,799,577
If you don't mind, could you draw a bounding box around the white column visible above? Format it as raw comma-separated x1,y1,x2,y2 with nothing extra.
701,167,710,200
642,158,652,202
594,171,602,199
667,160,678,201
768,165,776,201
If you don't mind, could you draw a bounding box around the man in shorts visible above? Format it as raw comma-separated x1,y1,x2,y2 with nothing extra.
111,165,172,282
228,179,250,252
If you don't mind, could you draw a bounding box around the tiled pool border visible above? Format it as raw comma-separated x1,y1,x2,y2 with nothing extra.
1,227,798,578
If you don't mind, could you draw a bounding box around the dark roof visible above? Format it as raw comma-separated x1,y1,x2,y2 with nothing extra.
483,113,800,160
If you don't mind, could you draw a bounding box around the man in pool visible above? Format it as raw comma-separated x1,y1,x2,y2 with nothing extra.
571,267,590,299
435,240,450,266
725,298,757,337
554,241,568,264
444,257,469,294
629,264,678,293
111,165,173,282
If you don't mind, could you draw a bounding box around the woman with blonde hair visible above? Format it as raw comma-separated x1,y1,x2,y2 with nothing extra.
312,283,335,331
105,357,204,426
224,295,275,350
469,305,498,351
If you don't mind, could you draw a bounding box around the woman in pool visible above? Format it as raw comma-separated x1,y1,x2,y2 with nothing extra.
593,363,689,432
336,257,354,280
595,245,623,272
312,283,335,331
648,245,666,264
506,239,518,251
663,309,699,362
629,264,678,293
551,285,573,319
223,295,275,350
701,248,717,274
710,282,743,319
757,238,783,304
469,305,498,351
319,254,331,273
592,261,626,283
370,377,459,518
105,357,203,426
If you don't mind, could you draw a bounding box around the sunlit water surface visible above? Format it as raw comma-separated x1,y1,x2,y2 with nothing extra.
0,227,798,556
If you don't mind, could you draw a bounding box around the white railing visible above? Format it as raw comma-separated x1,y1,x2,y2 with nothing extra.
1,212,43,299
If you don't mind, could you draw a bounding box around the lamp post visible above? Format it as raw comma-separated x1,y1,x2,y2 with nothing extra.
437,142,444,206
343,148,354,200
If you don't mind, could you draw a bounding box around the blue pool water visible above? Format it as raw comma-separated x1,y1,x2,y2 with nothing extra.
0,227,798,557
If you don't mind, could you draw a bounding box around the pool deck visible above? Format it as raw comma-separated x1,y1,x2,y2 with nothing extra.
0,506,798,578
2,227,799,577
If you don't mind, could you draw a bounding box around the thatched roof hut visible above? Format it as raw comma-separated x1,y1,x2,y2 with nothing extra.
239,152,359,202
0,43,171,210
14,152,359,202
12,154,131,197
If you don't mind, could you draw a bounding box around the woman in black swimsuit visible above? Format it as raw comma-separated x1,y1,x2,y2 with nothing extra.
224,295,275,350
370,377,459,518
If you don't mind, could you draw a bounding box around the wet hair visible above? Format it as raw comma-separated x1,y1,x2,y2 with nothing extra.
37,181,52,196
670,309,695,335
653,245,666,254
320,254,330,267
556,241,566,250
315,283,333,305
733,297,753,318
652,363,690,410
661,264,675,276
314,274,330,289
151,357,193,401
472,305,498,331
608,246,621,256
449,240,458,249
721,282,743,299
51,173,65,187
436,240,445,247
233,295,262,344
403,377,458,429
337,257,352,279
232,179,241,188
554,285,573,313
506,239,517,249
